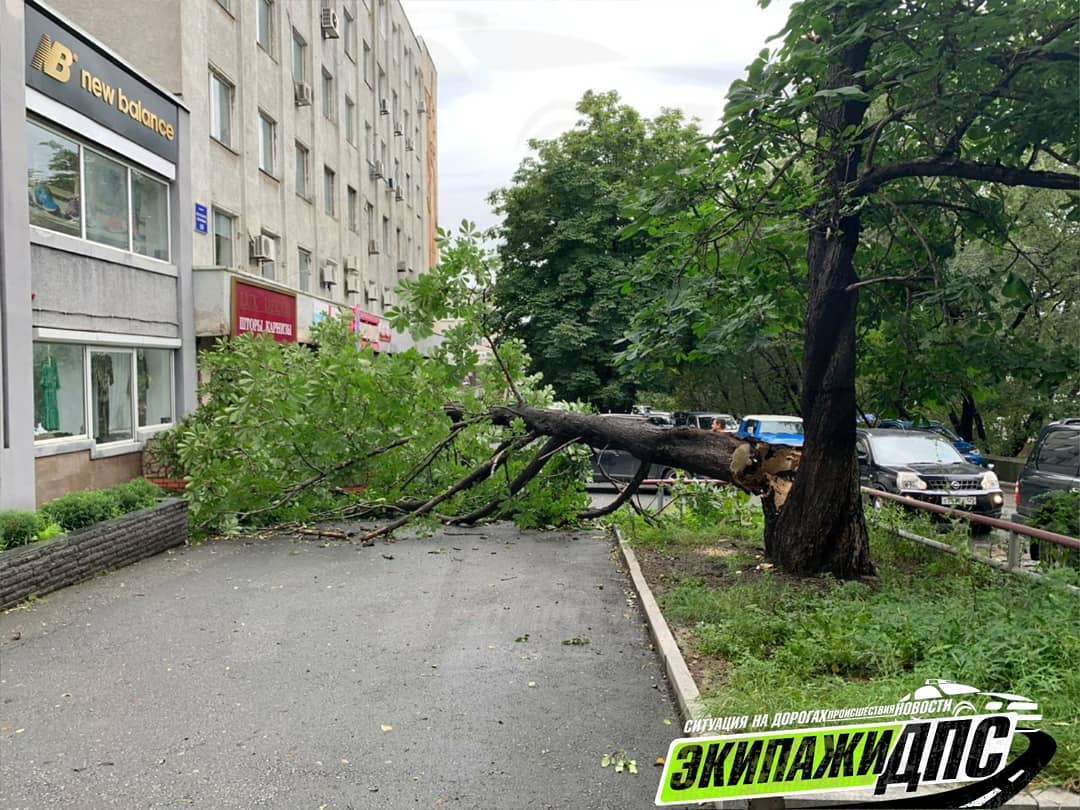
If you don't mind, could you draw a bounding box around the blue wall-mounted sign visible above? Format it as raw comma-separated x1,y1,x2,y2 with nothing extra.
194,203,208,234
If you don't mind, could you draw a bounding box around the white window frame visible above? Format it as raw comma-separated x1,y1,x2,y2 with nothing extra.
256,0,274,53
209,68,234,148
258,111,277,176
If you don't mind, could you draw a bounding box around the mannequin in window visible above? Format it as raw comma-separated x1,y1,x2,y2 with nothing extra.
39,347,60,432
92,353,113,440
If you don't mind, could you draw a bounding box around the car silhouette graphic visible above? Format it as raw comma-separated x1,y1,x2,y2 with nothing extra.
898,678,1042,728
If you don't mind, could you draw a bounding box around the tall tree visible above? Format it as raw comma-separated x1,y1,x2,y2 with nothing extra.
489,91,701,410
626,0,1077,576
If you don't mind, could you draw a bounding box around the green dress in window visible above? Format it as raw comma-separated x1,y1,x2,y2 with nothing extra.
39,355,60,431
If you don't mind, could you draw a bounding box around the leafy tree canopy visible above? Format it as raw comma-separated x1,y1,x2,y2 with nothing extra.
489,90,703,411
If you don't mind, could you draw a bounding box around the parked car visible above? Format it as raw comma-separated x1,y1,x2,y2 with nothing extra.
857,428,1004,534
875,419,987,466
1012,418,1080,560
590,414,674,484
735,414,804,446
673,411,738,430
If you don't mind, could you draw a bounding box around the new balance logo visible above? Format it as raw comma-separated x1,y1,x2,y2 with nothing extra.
31,34,77,83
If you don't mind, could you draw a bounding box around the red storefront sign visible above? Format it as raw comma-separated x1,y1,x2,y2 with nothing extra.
232,278,297,342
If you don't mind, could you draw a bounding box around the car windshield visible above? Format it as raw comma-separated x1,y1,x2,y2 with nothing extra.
759,420,803,434
870,435,966,465
928,424,961,442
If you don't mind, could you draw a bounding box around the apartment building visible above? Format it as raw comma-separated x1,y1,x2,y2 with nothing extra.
0,0,196,508
51,0,438,350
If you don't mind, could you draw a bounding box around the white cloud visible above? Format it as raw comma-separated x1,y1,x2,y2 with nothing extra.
404,0,794,232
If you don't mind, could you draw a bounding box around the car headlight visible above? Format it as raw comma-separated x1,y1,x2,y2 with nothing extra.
896,472,927,491
981,471,999,490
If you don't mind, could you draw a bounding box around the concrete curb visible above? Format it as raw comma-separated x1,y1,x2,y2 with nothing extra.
613,528,1078,810
616,528,707,724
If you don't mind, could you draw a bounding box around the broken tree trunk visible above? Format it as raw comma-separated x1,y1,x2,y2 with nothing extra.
484,404,802,507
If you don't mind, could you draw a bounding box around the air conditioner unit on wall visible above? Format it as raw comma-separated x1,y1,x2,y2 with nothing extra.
417,100,426,114
367,240,380,255
370,160,384,179
320,2,340,38
294,81,313,107
396,260,407,273
395,186,404,202
393,120,403,136
320,263,337,288
363,280,378,302
345,256,359,274
345,282,360,295
249,234,274,262
379,98,390,115
405,137,414,152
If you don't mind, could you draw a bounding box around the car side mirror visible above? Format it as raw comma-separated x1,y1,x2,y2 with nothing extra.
856,449,868,464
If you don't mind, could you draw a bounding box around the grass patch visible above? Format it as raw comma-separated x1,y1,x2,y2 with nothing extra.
668,528,1080,789
622,492,1080,790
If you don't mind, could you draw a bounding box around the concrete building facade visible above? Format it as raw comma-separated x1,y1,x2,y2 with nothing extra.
0,0,195,508
52,0,438,349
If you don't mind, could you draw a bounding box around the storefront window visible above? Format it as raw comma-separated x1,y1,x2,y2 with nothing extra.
131,170,169,260
33,343,85,440
84,150,130,250
25,121,81,238
137,349,172,427
91,350,133,444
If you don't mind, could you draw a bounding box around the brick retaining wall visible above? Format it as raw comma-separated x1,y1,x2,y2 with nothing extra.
0,499,187,610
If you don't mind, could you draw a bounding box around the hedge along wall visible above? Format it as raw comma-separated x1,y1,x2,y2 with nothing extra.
0,499,187,610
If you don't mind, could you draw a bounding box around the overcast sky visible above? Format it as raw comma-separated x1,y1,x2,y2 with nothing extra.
402,0,794,233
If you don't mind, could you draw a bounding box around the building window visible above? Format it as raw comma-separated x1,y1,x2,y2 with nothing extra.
298,247,311,292
363,40,372,84
25,121,80,238
366,202,375,241
27,121,172,261
323,166,335,216
392,90,399,122
258,112,276,175
260,230,278,280
365,121,373,162
347,186,358,231
137,348,173,427
294,141,310,198
377,67,387,106
209,69,233,146
321,68,335,120
131,169,169,260
291,29,307,83
215,0,231,12
378,0,386,38
213,207,235,266
345,96,356,144
405,171,411,202
343,8,355,59
382,215,389,249
256,0,273,52
84,149,129,250
90,349,134,444
33,343,85,440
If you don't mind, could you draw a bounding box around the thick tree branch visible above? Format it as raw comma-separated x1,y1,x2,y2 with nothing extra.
450,435,578,525
578,461,650,520
851,158,1079,197
359,432,537,544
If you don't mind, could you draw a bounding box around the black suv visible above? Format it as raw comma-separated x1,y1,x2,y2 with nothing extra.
1013,419,1080,555
857,429,1005,532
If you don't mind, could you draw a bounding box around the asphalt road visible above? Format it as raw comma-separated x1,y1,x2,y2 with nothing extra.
0,524,678,809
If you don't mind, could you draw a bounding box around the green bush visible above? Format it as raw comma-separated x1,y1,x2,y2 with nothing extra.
1030,489,1080,537
0,511,46,551
113,478,161,513
40,489,120,532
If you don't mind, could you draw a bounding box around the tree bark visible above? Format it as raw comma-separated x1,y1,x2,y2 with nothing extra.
768,34,877,579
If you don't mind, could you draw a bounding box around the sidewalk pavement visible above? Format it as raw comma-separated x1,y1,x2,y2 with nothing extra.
1,524,680,809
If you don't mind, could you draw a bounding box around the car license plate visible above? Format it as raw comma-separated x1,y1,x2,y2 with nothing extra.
941,496,976,506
